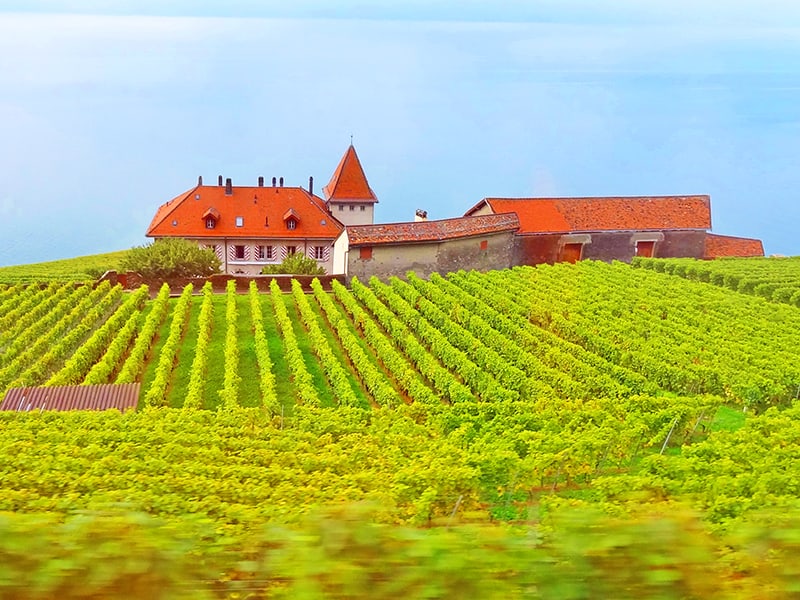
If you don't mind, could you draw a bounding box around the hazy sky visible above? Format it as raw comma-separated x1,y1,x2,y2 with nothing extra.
2,1,800,265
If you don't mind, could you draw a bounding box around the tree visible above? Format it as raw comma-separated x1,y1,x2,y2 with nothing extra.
262,252,325,275
121,238,221,278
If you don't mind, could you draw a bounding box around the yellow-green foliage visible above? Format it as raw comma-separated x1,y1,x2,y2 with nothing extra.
0,250,129,283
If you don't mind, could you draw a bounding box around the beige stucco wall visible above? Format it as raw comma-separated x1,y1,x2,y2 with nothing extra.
330,202,375,226
347,231,516,281
332,230,349,275
190,237,336,276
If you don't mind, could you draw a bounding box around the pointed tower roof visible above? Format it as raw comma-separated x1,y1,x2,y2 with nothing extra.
323,144,378,204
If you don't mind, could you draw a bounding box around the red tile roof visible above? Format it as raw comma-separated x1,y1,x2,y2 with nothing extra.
467,196,712,233
347,213,519,246
704,233,764,259
147,184,344,239
322,145,378,204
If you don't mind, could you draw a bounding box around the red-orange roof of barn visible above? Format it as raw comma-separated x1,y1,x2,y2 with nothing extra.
465,196,712,233
704,233,764,258
347,213,519,246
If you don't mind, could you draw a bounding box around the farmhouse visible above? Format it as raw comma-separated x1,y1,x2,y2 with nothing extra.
146,144,764,278
346,212,520,280
146,144,379,276
464,195,764,265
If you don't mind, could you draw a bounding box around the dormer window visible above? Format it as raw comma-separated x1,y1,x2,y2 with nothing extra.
202,207,220,230
283,208,300,231
235,216,244,227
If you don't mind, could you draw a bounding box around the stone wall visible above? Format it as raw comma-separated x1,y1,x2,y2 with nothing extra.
347,231,516,280
103,271,345,293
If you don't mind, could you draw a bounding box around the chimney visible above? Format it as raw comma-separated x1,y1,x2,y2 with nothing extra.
415,209,428,222
279,176,284,187
308,176,314,196
218,175,223,186
258,176,264,187
198,175,203,186
225,178,232,195
272,176,277,187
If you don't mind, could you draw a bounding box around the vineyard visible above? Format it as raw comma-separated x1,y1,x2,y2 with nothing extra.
3,258,800,597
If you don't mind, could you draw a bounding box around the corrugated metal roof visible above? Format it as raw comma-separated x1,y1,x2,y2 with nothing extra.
0,384,140,412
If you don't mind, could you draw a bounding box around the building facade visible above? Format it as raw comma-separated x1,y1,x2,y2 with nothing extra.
465,195,763,264
146,144,380,275
346,213,520,280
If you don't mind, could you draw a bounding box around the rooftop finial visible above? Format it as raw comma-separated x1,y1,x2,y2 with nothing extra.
350,134,353,146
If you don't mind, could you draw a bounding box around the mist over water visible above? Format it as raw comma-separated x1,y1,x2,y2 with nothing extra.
2,11,800,266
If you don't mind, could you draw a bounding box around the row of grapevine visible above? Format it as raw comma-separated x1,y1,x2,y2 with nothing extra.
0,282,75,349
370,276,516,402
1,282,123,393
502,262,800,409
82,288,150,385
143,284,194,408
326,279,440,405
393,274,533,397
248,281,279,413
0,283,58,336
307,279,397,408
269,279,320,406
634,256,800,306
0,284,92,369
183,282,214,410
46,285,150,386
450,269,655,396
116,283,171,384
291,279,363,408
349,276,475,403
217,281,241,410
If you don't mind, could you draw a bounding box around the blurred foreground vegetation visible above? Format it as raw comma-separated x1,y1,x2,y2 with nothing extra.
1,504,799,599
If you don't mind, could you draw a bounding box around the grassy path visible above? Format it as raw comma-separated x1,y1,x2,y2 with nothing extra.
237,294,262,408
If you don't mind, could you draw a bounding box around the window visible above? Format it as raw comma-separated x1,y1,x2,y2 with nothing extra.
349,205,355,212
234,245,245,260
235,216,244,227
256,245,265,260
286,219,297,230
359,246,373,260
480,240,488,250
286,246,297,256
206,218,215,229
265,245,274,260
312,246,325,260
560,243,583,264
338,205,344,212
636,241,655,257
360,205,365,212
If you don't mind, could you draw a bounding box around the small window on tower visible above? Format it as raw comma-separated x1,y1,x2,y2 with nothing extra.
349,205,355,212
360,205,365,212
338,205,344,212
